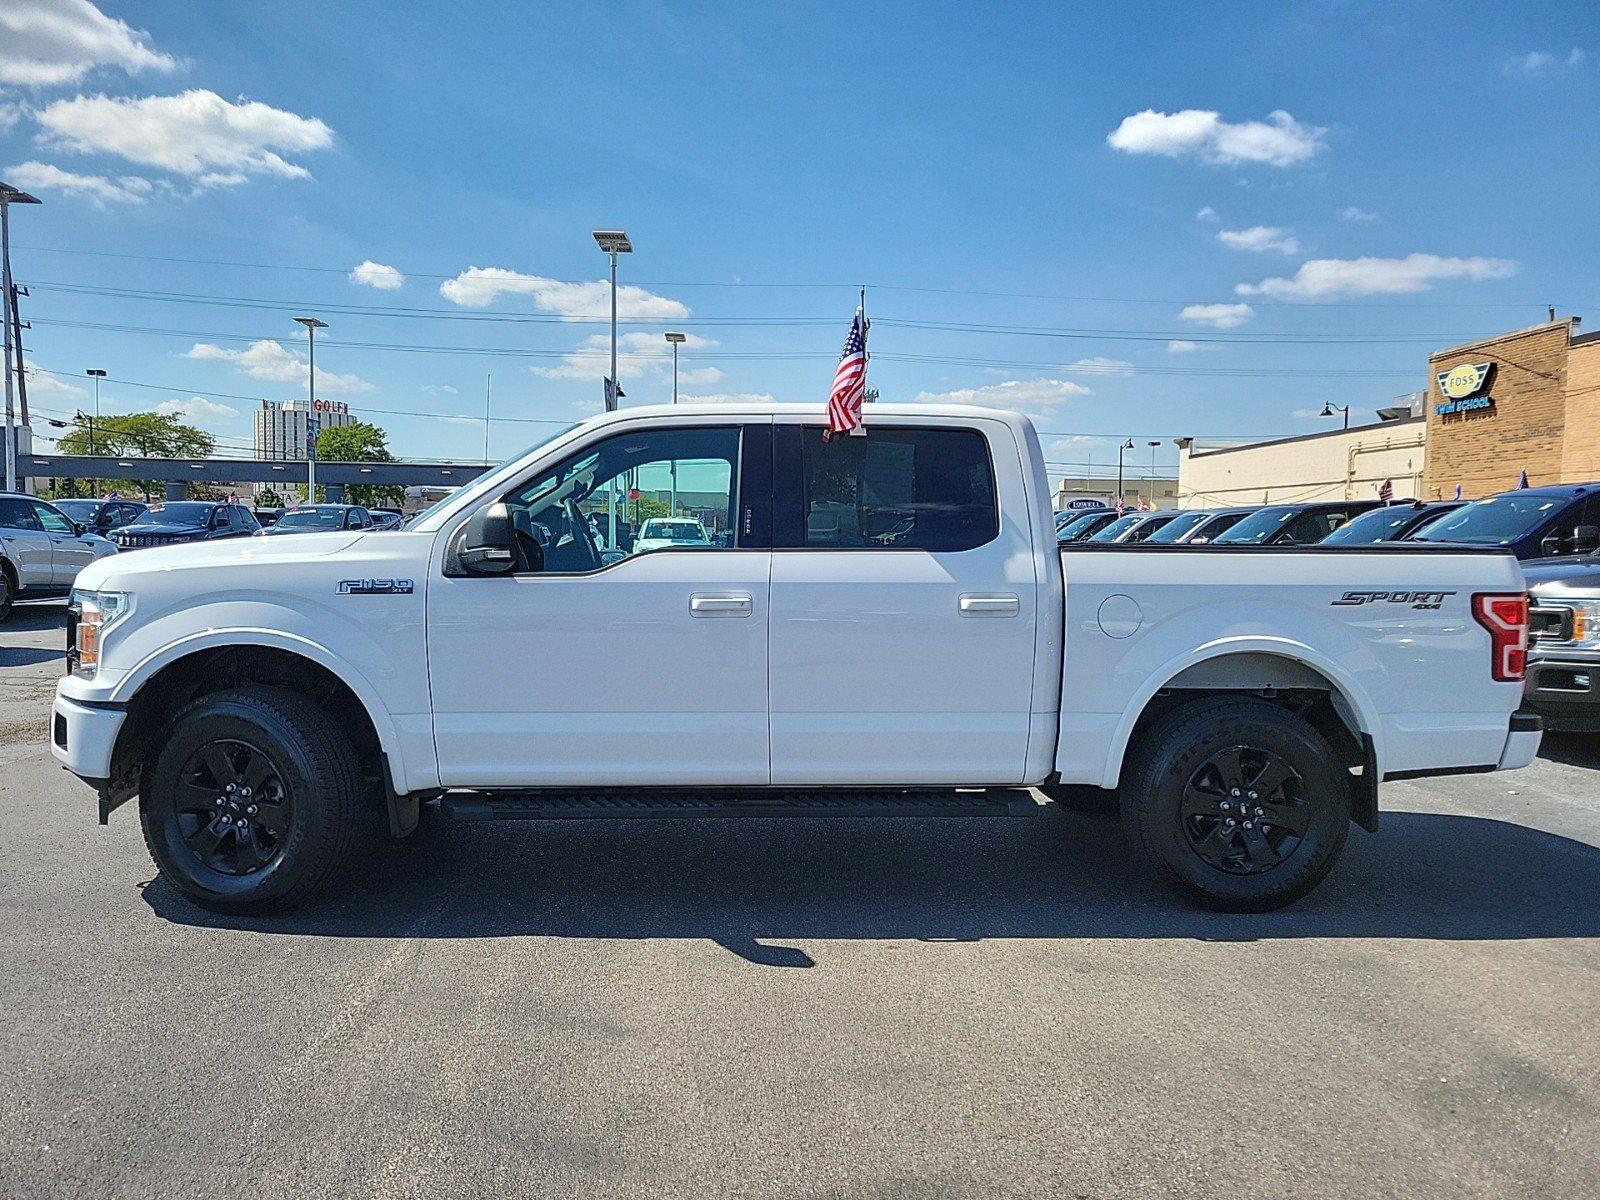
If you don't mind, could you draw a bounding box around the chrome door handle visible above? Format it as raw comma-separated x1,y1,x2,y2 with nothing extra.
690,593,752,617
959,593,1020,616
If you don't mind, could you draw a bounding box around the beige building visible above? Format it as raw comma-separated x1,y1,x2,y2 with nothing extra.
1052,473,1177,511
1176,414,1426,509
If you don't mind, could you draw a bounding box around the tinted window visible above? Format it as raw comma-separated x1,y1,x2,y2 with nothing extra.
1188,511,1250,542
1410,494,1573,546
1280,508,1357,544
32,502,76,535
0,496,41,531
133,502,212,527
277,507,347,530
1087,514,1142,542
783,426,997,551
54,500,101,524
1142,511,1210,543
1057,510,1114,540
1213,506,1300,544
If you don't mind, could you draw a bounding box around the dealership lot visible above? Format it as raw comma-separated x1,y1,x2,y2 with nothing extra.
3,603,1598,1198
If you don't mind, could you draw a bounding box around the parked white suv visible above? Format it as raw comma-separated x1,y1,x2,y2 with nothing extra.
0,492,118,622
50,404,1539,914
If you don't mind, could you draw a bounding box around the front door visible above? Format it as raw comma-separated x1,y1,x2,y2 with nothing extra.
767,420,1039,785
32,501,95,584
0,497,55,589
427,421,773,788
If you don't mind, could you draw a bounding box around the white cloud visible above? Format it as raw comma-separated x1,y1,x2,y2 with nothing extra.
1195,205,1219,222
681,392,777,405
1340,205,1378,222
23,365,86,397
1066,356,1135,375
1166,340,1201,353
1180,302,1253,328
185,340,373,394
35,89,333,183
1504,48,1587,76
1107,108,1325,167
349,260,403,290
1571,48,1588,67
0,99,20,133
1216,225,1300,255
0,0,175,87
1048,435,1099,454
1236,254,1517,299
532,331,716,383
4,159,152,204
440,266,688,319
156,396,238,422
421,384,458,395
912,378,1092,416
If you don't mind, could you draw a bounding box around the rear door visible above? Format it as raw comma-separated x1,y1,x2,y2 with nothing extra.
767,419,1038,785
0,497,53,589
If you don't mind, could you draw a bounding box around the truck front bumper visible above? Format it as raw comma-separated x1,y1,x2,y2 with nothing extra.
1523,652,1600,733
50,692,126,784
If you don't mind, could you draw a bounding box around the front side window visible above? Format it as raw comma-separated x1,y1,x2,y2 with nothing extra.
1213,506,1299,545
778,426,998,551
501,425,741,572
1143,511,1209,543
32,502,76,536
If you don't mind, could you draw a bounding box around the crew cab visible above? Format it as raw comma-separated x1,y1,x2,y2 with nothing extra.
51,403,1540,915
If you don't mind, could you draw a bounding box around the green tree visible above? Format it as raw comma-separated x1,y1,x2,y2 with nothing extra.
55,412,216,500
255,487,285,509
313,421,403,508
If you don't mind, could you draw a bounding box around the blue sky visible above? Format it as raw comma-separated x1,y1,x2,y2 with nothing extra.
2,0,1596,479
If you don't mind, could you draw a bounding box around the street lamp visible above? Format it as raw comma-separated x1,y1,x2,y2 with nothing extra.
86,369,106,457
665,331,686,404
593,230,632,549
294,317,326,501
1,180,42,494
1320,402,1350,431
1147,440,1161,506
1116,438,1134,507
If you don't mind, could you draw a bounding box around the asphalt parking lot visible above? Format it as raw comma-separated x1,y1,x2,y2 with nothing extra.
2,601,1598,1199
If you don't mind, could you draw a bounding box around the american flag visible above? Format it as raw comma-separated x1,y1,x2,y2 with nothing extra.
825,304,869,438
1517,469,1530,489
1378,478,1393,503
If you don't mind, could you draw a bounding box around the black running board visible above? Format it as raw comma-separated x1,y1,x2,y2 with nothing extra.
438,787,1042,822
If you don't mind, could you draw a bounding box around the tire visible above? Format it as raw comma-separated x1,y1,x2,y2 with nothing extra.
1039,783,1121,814
0,564,13,623
140,686,361,914
1121,697,1351,912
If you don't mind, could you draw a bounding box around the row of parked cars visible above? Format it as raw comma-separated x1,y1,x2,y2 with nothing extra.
0,495,403,620
1057,483,1600,734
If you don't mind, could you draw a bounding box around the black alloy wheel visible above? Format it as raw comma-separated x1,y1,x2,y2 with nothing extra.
172,739,293,876
1179,745,1308,874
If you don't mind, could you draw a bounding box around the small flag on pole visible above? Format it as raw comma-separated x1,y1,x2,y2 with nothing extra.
1454,484,1463,500
1518,469,1530,489
825,297,870,439
1114,497,1125,516
1378,478,1393,503
604,377,625,409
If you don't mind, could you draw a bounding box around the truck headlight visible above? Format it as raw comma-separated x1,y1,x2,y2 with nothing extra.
1566,600,1600,648
69,589,131,678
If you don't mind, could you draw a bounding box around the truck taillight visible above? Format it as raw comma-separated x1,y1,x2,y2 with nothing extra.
1472,592,1529,682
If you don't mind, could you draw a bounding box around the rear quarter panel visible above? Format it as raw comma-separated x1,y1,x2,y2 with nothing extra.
1055,546,1526,787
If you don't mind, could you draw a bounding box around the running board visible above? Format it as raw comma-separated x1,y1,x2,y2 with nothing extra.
438,788,1042,822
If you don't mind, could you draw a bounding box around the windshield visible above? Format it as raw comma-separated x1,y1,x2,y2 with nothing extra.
1087,514,1142,542
1322,506,1421,545
640,519,707,542
276,508,346,530
1057,511,1110,539
1409,494,1567,545
132,502,211,527
1142,511,1210,543
54,500,99,520
1212,506,1298,545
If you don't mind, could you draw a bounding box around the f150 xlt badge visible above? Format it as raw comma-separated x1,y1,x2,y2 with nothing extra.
338,578,415,595
1332,590,1455,610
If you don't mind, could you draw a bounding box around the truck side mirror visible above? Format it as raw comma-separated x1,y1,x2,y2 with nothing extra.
1541,533,1566,557
1574,524,1600,554
457,502,518,575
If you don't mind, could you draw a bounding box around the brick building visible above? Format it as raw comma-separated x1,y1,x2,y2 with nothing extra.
1424,317,1600,499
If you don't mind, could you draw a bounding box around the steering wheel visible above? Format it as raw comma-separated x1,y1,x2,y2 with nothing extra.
565,499,602,570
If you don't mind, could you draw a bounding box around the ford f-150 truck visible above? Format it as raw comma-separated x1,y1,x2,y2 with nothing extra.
50,403,1540,914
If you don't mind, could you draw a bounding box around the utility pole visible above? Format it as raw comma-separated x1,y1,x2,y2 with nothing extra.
1116,438,1134,508
593,231,632,551
87,369,106,457
9,281,29,428
2,181,41,494
295,316,326,501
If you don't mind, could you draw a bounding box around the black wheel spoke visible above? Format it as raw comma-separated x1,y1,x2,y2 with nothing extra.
1193,822,1235,864
201,743,238,788
232,825,263,872
1181,783,1225,819
175,780,221,814
1211,747,1246,792
238,752,273,795
1259,798,1311,836
253,800,289,836
186,815,228,862
1240,824,1281,870
1247,758,1295,799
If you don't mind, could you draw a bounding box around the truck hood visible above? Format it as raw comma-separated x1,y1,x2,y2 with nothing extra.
1525,556,1600,598
78,530,365,590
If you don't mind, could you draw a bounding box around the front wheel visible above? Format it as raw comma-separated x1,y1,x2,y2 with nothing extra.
140,686,361,914
1122,697,1352,912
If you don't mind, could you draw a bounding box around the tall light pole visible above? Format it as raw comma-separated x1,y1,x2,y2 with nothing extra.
593,231,632,550
86,369,106,457
1147,440,1160,506
294,317,326,501
2,181,41,494
665,332,686,517
1321,402,1350,431
1116,438,1134,508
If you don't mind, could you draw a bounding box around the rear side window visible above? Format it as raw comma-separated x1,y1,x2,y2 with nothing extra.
775,426,998,551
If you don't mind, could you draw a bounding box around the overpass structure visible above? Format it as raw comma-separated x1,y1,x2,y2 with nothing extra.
17,452,491,503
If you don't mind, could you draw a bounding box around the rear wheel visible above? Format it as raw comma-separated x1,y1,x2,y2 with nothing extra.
1122,697,1351,911
140,686,360,914
0,565,14,622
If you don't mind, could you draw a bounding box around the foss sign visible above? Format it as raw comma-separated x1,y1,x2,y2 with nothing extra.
1435,362,1494,416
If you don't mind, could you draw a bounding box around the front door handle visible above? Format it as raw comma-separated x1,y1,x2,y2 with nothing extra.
690,593,753,617
959,593,1020,617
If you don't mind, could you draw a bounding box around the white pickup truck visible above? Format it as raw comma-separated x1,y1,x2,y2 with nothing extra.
51,403,1540,914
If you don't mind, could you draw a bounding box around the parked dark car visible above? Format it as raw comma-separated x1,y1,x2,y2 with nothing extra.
1055,508,1120,542
1175,506,1257,543
1086,510,1184,544
369,508,405,531
1211,500,1379,546
1406,484,1600,561
252,506,284,528
1523,554,1600,732
1318,500,1464,545
52,498,149,537
111,501,260,550
261,503,376,535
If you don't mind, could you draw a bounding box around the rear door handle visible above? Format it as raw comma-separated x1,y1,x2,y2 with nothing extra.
691,593,752,617
959,593,1020,616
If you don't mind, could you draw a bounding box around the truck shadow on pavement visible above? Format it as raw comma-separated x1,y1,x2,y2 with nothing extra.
142,807,1600,964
